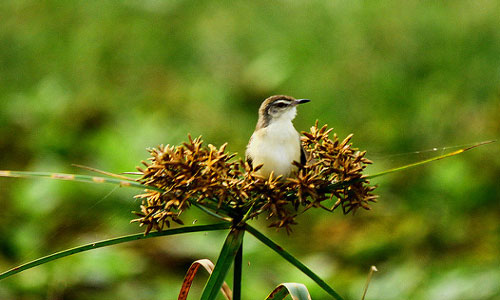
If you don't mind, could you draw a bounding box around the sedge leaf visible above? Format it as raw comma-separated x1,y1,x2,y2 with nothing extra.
246,225,343,300
0,223,230,281
201,228,245,300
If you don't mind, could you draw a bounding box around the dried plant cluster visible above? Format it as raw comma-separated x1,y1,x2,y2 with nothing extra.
133,121,377,233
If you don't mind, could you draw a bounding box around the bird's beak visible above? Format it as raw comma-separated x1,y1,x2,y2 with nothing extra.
294,99,311,105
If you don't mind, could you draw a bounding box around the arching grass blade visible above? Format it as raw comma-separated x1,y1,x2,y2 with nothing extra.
0,222,231,281
178,259,232,300
266,283,312,300
246,225,343,300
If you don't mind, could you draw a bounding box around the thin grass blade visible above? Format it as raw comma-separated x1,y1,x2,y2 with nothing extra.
246,225,343,300
266,283,312,300
71,164,136,181
322,140,495,192
0,222,231,281
361,266,378,300
366,140,495,179
201,228,245,300
0,170,164,192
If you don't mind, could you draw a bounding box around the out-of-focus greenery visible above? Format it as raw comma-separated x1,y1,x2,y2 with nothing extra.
1,1,499,299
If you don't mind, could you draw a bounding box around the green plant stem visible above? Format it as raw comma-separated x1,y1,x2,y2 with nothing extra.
201,228,245,300
0,222,231,281
246,225,343,300
233,243,243,300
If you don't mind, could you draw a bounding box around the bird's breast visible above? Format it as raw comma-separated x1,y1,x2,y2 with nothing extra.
246,121,301,178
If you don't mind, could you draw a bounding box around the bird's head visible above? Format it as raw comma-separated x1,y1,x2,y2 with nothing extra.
257,95,310,128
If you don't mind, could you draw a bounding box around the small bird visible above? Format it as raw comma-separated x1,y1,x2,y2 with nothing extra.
246,95,310,178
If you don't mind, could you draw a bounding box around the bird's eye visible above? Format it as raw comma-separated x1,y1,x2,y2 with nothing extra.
275,102,287,108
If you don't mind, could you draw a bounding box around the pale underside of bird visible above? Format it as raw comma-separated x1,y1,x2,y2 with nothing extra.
245,95,309,178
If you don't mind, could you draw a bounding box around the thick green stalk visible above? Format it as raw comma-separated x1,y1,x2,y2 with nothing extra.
201,228,245,300
233,243,243,300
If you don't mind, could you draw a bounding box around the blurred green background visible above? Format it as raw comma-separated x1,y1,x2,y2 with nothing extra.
1,1,499,299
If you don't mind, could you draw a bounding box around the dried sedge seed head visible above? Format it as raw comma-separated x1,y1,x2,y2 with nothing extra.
133,122,377,234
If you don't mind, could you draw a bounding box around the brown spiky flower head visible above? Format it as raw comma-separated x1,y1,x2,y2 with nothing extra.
133,121,377,234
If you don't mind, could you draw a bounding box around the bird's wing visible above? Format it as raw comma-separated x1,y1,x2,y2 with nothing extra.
245,136,253,168
246,155,253,168
300,143,307,165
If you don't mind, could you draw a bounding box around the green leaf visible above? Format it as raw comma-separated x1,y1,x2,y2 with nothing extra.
266,283,312,300
0,222,231,281
246,225,343,300
201,228,245,300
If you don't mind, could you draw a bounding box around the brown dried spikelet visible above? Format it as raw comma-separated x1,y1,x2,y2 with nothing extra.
133,122,377,234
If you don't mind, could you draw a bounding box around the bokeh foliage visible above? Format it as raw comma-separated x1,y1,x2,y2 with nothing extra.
0,0,499,299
